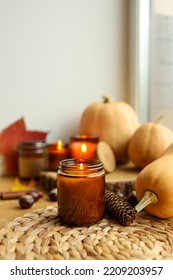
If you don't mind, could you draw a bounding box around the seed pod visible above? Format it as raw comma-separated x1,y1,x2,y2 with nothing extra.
26,190,42,202
49,188,58,201
19,194,35,209
105,190,136,226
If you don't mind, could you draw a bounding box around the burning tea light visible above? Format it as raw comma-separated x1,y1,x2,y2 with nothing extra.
70,135,99,159
47,140,69,171
57,158,105,226
79,162,83,169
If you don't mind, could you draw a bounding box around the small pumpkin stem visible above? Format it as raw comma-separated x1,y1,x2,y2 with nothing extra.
154,115,164,123
135,191,158,213
102,95,114,103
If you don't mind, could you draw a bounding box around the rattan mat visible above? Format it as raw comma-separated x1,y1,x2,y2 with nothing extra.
0,205,173,260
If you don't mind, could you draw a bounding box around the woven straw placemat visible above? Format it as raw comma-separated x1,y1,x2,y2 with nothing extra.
0,205,173,260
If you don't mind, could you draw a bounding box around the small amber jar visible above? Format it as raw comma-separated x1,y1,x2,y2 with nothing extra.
57,158,105,226
18,140,48,179
47,142,69,171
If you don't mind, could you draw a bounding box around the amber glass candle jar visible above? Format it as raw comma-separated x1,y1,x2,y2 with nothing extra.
70,135,99,159
57,158,105,226
47,141,69,171
18,140,48,179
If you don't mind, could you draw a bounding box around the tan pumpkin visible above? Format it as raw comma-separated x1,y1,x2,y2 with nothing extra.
127,121,173,169
135,143,173,218
78,96,139,163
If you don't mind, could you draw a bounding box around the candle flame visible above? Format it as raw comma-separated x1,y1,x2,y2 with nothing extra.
81,143,87,153
57,140,62,150
79,163,84,170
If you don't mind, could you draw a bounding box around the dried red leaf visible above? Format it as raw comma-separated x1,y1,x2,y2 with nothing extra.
0,118,26,152
0,118,48,176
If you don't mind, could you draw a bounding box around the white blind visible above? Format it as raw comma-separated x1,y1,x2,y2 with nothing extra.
149,0,173,129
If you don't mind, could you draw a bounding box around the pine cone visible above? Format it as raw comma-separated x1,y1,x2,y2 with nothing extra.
105,190,136,226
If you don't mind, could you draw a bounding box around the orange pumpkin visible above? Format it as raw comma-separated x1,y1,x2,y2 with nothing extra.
128,121,173,169
135,143,173,218
78,96,139,163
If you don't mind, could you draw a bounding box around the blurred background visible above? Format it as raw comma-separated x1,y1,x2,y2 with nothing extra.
0,0,173,142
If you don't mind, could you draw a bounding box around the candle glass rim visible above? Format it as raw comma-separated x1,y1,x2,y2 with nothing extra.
70,135,99,143
58,158,104,175
47,143,69,150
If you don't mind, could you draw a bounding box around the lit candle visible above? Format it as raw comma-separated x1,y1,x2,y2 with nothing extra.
57,158,105,226
47,140,69,171
70,135,99,159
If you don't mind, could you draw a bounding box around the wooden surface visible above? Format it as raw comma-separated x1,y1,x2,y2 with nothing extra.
0,164,139,229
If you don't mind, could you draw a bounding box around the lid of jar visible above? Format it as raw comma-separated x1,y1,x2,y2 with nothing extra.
18,140,47,151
